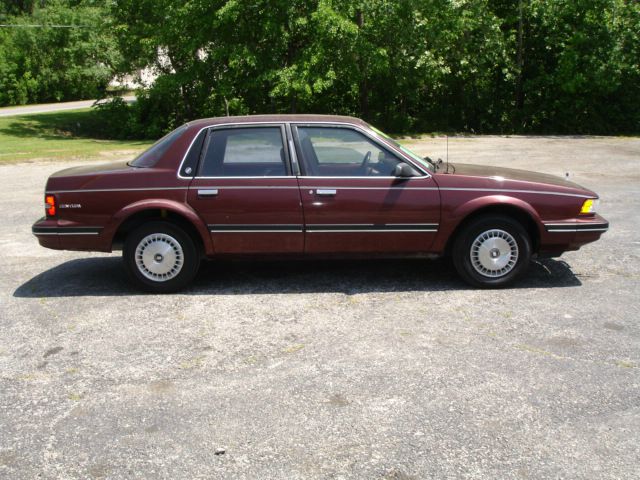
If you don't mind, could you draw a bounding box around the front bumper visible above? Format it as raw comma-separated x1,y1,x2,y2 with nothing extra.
540,214,609,254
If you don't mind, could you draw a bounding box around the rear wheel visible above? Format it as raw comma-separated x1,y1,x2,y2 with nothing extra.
123,221,200,293
452,215,531,288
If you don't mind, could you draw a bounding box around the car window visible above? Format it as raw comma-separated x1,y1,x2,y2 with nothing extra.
129,125,187,168
199,127,288,177
296,127,402,177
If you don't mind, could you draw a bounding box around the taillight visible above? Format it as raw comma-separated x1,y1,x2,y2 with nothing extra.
45,195,56,217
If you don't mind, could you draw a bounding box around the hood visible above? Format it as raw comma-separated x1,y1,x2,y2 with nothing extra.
49,160,132,178
449,163,586,190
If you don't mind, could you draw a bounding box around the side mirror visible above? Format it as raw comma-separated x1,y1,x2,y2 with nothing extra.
394,162,420,178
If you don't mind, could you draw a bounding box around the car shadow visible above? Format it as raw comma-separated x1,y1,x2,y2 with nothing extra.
13,256,581,298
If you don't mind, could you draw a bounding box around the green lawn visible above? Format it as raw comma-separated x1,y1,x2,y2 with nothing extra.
0,109,152,163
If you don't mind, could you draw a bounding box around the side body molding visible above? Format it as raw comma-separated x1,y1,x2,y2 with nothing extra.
107,199,213,254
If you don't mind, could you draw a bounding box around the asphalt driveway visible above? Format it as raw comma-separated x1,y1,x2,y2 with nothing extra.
1,136,638,479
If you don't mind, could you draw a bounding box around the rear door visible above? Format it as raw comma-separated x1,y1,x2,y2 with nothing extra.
292,124,440,254
187,124,304,254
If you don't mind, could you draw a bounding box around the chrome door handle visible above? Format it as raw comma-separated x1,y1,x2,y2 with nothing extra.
197,189,219,197
316,189,337,196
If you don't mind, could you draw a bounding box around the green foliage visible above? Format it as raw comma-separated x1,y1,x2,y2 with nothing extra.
3,0,639,135
0,0,120,106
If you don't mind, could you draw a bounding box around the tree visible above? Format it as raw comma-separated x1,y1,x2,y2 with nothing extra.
0,0,120,106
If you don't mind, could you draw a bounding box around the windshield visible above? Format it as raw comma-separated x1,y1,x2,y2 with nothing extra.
128,125,188,168
369,125,434,172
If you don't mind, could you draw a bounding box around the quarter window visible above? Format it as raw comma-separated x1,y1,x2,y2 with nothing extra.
199,127,288,177
296,127,402,177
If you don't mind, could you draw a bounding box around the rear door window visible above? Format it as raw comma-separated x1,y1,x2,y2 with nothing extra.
199,127,289,177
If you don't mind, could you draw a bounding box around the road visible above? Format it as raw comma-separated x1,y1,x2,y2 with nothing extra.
0,96,136,117
0,136,639,479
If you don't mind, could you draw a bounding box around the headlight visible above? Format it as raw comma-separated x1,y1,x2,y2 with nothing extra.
580,198,599,214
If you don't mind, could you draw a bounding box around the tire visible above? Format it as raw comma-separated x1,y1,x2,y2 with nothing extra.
452,215,531,288
123,221,200,293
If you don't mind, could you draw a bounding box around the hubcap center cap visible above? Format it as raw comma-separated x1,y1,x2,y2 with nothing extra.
135,233,184,282
470,229,519,278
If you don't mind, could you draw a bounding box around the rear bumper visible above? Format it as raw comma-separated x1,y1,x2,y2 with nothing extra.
32,217,109,252
540,214,609,255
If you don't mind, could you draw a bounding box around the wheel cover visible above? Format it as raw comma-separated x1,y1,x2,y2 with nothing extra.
135,233,184,282
470,229,519,278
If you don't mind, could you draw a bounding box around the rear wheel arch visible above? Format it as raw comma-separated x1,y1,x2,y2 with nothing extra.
445,203,541,257
111,208,208,256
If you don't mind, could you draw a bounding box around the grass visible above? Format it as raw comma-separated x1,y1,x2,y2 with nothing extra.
0,108,152,163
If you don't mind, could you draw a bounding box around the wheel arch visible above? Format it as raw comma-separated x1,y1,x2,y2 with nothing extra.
443,197,542,257
108,200,212,255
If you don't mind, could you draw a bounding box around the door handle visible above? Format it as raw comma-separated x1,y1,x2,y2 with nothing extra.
316,189,337,196
197,189,219,197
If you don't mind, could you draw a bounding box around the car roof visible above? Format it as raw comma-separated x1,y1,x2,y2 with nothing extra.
186,114,369,129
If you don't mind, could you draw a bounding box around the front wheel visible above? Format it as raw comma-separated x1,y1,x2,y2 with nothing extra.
123,221,200,293
452,215,532,288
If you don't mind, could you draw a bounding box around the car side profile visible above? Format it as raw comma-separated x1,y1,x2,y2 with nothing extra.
32,115,608,292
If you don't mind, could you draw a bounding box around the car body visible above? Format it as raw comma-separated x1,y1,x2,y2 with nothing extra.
32,114,608,291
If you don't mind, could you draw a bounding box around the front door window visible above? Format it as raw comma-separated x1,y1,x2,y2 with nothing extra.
296,127,403,177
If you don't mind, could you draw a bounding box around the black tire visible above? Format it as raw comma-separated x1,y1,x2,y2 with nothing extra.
452,215,531,288
123,221,200,293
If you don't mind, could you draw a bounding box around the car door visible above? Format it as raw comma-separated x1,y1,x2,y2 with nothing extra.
292,124,440,254
187,124,304,254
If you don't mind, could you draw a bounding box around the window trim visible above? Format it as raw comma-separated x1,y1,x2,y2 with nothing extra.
291,123,431,179
194,124,292,179
176,121,431,180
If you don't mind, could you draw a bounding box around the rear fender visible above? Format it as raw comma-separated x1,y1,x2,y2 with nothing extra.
106,199,213,254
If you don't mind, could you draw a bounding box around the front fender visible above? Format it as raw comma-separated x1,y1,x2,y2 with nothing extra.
105,199,213,254
433,195,544,252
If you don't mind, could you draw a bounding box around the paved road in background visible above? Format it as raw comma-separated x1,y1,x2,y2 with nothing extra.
0,96,136,117
1,136,638,479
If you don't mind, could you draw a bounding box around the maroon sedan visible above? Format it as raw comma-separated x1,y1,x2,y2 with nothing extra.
32,115,608,292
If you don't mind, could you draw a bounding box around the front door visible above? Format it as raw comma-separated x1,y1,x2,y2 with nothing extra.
292,125,440,253
187,124,304,254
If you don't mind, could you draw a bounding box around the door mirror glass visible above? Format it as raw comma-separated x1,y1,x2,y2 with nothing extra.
394,162,420,177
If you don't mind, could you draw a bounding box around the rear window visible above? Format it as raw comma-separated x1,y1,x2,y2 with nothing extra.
129,125,187,168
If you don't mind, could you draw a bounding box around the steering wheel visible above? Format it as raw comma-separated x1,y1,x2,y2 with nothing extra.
360,151,372,174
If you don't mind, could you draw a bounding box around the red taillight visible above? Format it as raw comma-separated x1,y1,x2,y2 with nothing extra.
45,195,56,217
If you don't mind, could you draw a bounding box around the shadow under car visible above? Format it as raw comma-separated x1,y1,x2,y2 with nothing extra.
14,256,581,298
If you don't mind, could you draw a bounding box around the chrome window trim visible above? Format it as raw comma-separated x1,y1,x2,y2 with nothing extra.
291,122,432,178
177,120,432,180
177,122,295,180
